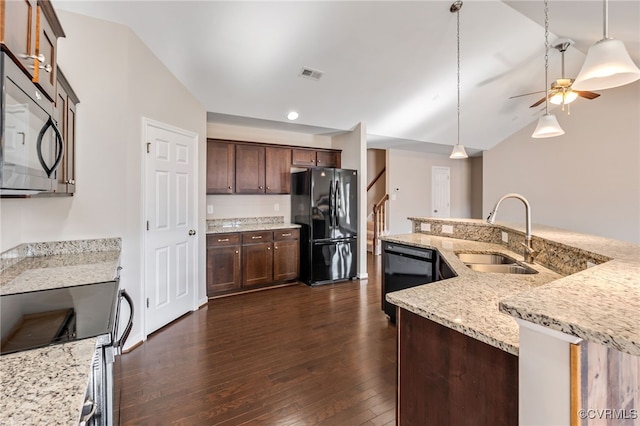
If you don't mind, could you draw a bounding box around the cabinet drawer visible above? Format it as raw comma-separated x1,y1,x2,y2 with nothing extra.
242,231,273,243
207,233,241,247
274,229,300,241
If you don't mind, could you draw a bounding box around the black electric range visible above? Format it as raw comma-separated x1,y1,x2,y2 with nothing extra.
0,281,120,355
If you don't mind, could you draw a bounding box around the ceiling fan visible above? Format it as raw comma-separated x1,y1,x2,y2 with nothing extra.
510,39,601,113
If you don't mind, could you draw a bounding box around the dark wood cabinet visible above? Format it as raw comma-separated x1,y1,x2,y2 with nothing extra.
235,145,266,194
0,0,38,78
241,231,273,287
292,148,341,168
207,233,241,295
207,140,235,194
397,308,518,425
273,229,299,281
265,147,291,194
207,228,299,297
53,68,78,194
34,3,61,101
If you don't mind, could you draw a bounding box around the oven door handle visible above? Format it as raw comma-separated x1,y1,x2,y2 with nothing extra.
114,289,134,353
36,116,64,178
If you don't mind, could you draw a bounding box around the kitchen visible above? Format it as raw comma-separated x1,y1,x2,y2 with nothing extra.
1,1,639,425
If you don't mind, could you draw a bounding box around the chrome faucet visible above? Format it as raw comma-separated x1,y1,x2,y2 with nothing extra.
487,193,537,264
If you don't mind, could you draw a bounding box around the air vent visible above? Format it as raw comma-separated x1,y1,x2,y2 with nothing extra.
299,67,324,81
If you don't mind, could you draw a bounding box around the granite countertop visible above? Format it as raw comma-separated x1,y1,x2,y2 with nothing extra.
397,218,640,357
0,238,122,425
0,339,98,426
382,233,562,355
206,216,300,234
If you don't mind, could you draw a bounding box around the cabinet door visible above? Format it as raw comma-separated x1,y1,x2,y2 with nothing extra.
65,94,76,194
207,245,241,295
316,150,340,168
292,149,316,167
242,242,273,287
273,239,299,281
1,0,37,78
265,147,291,194
207,141,235,194
235,144,265,194
53,80,67,193
34,5,57,101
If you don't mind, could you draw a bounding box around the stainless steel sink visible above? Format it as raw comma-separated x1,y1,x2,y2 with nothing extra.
465,263,537,274
455,252,516,265
455,251,538,274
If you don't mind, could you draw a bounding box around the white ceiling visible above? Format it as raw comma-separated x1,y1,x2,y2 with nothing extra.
54,0,640,155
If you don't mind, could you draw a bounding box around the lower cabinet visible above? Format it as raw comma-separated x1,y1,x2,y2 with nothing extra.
206,233,241,295
397,308,518,425
207,228,299,297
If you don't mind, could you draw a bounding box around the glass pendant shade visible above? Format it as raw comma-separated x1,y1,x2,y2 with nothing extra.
531,114,565,138
572,38,640,91
549,90,579,105
449,144,469,159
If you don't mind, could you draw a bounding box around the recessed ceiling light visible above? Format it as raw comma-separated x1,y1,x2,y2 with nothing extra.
287,111,299,121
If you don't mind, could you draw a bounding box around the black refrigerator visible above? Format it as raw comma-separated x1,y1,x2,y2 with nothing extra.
292,168,358,286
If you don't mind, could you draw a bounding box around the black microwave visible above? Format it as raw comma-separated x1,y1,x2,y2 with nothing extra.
1,52,63,196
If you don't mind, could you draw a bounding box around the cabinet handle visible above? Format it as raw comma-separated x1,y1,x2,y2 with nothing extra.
274,245,278,250
267,247,271,250
235,250,239,254
218,238,229,242
228,186,232,190
259,186,263,189
281,233,291,237
21,53,45,62
252,236,263,239
64,179,76,185
29,63,52,73
266,186,270,190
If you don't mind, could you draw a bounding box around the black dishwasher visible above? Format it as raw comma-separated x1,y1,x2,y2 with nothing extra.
382,241,438,322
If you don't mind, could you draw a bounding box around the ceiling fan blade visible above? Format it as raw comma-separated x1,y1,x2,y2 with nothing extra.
509,90,545,99
529,97,546,108
575,91,601,100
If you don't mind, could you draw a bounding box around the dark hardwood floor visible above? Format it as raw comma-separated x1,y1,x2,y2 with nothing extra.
115,254,397,425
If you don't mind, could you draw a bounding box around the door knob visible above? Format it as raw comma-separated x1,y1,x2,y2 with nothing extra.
434,210,438,213
188,229,196,236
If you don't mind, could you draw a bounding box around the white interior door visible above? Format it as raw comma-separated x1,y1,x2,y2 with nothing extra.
144,118,198,335
431,166,450,218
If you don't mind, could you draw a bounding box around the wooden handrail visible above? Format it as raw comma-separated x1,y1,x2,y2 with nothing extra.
367,167,386,192
372,194,390,255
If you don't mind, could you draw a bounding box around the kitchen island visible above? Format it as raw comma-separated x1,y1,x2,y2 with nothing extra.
0,238,122,425
384,218,639,425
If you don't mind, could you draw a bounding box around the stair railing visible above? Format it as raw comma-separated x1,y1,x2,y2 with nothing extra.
372,194,389,255
367,167,386,192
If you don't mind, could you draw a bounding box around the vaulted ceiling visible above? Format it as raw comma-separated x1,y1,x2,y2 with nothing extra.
54,1,640,155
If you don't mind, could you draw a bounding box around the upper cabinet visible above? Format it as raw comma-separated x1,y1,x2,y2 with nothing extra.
0,0,65,101
53,68,79,194
206,139,340,195
207,140,235,194
292,148,341,168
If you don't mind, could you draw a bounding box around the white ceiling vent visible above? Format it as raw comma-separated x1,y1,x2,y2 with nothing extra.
299,67,324,81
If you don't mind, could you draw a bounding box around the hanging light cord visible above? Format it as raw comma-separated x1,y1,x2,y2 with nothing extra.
544,0,550,115
456,3,461,146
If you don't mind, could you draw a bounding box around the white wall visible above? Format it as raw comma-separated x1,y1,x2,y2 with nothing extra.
386,150,473,234
483,81,640,244
0,11,207,349
332,123,368,279
206,122,333,221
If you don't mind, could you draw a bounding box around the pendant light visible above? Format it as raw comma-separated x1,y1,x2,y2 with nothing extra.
532,0,564,139
449,1,468,159
572,0,640,91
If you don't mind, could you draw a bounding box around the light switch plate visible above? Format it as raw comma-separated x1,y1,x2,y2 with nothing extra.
420,223,431,232
207,205,214,214
442,225,454,234
502,232,509,243
391,194,397,201
274,203,280,212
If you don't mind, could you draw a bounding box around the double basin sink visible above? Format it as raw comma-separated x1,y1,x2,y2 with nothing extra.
456,252,538,275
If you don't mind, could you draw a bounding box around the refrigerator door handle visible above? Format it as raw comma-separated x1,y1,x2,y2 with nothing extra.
335,180,340,228
329,180,334,228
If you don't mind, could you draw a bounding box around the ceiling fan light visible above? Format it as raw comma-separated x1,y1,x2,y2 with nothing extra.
449,144,469,159
549,90,579,105
572,38,640,91
532,113,565,138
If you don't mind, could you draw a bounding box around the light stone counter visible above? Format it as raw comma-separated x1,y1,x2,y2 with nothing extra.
206,216,300,234
382,233,562,355
0,339,97,426
0,238,122,425
399,218,640,356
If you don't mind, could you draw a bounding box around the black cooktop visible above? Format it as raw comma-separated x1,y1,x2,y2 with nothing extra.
0,281,119,355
